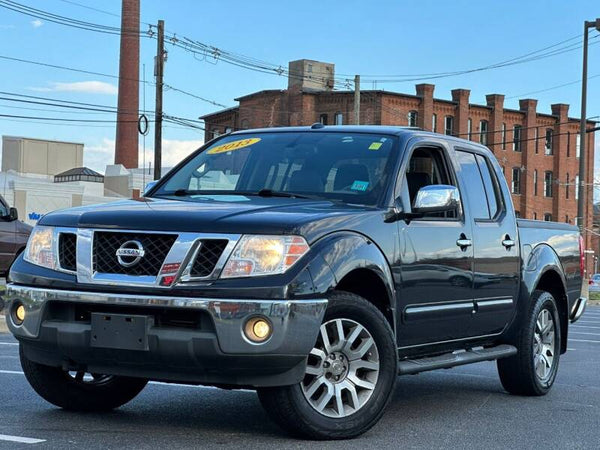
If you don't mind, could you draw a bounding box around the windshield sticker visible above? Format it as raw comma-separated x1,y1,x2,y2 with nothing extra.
350,180,369,191
368,142,383,150
207,138,261,155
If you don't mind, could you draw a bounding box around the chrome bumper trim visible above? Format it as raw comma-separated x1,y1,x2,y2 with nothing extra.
5,284,327,355
570,296,587,323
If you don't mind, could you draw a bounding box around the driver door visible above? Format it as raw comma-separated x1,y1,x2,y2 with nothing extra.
394,143,475,348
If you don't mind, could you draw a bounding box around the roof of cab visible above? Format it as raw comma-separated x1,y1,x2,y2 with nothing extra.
229,125,491,153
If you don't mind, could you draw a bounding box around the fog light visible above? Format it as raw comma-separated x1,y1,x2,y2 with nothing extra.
244,317,272,343
14,304,26,324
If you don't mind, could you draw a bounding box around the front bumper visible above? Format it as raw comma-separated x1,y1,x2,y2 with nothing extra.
5,284,327,387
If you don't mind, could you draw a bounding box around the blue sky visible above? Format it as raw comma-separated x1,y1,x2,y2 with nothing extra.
0,0,599,174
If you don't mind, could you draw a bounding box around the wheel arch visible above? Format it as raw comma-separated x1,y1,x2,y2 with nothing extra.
310,232,396,334
521,244,569,354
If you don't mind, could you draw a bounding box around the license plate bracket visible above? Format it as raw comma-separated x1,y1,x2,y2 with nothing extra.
91,313,150,351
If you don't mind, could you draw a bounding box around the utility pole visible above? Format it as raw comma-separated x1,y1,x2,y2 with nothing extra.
354,75,360,125
153,19,165,181
577,18,600,234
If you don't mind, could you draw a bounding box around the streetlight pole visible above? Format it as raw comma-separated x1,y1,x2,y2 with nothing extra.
577,18,600,234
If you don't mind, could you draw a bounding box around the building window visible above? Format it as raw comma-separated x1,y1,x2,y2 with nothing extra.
467,118,472,140
544,213,552,222
512,168,521,194
566,215,569,223
307,63,313,73
211,128,221,139
533,169,538,196
544,171,553,197
407,110,418,127
566,173,570,199
319,113,328,125
501,123,506,150
515,211,521,218
502,166,505,176
533,212,537,220
444,116,454,136
575,174,580,199
225,127,232,134
240,119,249,129
432,113,437,132
334,112,343,125
480,120,488,146
534,127,539,154
576,134,581,158
567,131,571,157
545,128,553,155
513,125,522,151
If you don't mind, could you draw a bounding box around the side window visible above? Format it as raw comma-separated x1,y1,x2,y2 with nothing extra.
475,154,502,219
404,147,458,219
455,150,492,220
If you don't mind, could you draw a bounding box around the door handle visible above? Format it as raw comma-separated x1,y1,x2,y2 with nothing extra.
502,235,515,249
456,237,472,249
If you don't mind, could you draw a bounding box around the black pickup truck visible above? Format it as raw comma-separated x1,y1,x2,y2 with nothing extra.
5,126,587,439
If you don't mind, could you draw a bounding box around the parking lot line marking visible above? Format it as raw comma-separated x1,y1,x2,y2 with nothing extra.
0,434,45,444
570,331,600,336
572,325,600,329
570,339,600,344
0,342,18,346
0,370,23,375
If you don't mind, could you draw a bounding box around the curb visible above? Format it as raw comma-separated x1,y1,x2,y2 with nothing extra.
0,315,8,334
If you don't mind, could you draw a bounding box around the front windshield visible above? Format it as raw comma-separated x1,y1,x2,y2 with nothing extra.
152,131,397,205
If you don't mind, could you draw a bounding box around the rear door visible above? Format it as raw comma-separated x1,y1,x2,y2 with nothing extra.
454,148,519,336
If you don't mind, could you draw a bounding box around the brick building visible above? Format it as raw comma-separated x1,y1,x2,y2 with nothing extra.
201,59,597,270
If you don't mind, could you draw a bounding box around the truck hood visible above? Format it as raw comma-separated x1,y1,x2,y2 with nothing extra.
39,196,383,243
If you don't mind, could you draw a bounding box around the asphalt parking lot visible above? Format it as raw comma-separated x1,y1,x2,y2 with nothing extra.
0,306,599,449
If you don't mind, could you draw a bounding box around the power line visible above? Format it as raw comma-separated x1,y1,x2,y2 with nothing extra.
0,54,230,108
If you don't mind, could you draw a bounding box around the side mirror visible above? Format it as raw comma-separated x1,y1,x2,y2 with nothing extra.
413,185,461,214
3,207,18,222
143,181,158,196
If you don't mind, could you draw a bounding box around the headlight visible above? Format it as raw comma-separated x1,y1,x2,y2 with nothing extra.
221,235,309,278
24,226,57,269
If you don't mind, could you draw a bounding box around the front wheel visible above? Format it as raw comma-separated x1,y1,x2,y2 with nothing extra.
257,291,397,440
497,289,561,396
20,345,148,411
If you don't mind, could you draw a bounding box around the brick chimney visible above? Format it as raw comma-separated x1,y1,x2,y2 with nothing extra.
451,89,471,136
114,0,140,169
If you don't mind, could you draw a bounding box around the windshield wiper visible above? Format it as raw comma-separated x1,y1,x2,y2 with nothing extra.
256,189,312,199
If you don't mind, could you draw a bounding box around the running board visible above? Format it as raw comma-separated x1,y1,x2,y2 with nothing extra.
398,344,517,375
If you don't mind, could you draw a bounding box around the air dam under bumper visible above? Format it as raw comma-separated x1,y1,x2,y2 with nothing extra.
5,284,327,387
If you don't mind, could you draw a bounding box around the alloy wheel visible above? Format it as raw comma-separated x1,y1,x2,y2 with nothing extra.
301,318,380,418
533,308,556,382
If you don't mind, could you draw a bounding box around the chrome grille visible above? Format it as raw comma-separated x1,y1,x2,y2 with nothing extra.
190,239,229,277
58,233,77,272
93,232,177,276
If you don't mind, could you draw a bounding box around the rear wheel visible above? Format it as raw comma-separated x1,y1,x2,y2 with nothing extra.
20,345,147,411
497,290,561,396
257,291,397,440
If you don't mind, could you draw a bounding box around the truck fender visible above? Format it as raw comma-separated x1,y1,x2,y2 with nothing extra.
505,243,569,351
307,231,396,331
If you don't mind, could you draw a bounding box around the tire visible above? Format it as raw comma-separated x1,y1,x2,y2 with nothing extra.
257,291,397,440
497,289,561,396
20,345,148,411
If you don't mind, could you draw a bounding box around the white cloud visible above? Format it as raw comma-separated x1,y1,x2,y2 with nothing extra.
160,139,204,167
30,81,118,95
83,138,204,173
31,19,43,28
84,138,115,173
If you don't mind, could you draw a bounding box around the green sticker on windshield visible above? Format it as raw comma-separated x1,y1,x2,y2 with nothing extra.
351,180,369,191
369,142,382,150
